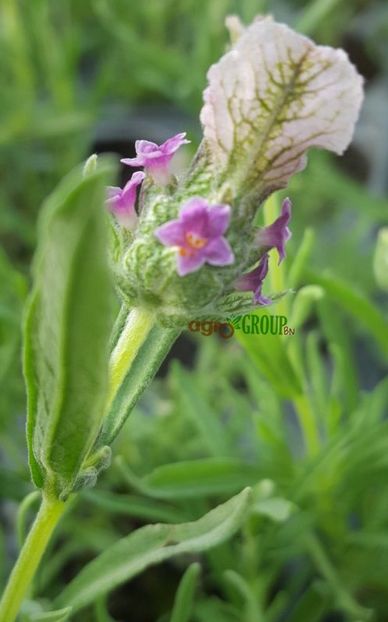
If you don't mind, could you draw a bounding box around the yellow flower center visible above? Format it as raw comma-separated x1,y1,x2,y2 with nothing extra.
185,232,207,249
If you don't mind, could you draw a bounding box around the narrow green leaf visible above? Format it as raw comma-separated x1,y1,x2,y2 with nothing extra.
317,296,358,412
306,269,388,356
82,489,188,523
21,604,71,622
55,488,252,612
24,160,115,498
224,570,262,621
252,497,295,523
171,364,231,457
288,228,315,290
170,563,201,622
117,458,261,499
306,331,329,422
236,315,303,398
285,584,328,622
143,460,260,498
289,286,324,329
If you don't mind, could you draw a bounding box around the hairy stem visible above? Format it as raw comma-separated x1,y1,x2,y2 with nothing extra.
107,307,156,408
0,495,67,622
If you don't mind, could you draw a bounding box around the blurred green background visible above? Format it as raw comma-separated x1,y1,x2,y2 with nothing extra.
1,1,388,621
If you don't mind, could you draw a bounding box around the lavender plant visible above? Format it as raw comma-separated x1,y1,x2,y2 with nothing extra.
0,16,363,622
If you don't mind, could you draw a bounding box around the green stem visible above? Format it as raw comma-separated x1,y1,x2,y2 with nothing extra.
0,495,67,622
107,307,156,408
0,306,177,621
98,312,181,446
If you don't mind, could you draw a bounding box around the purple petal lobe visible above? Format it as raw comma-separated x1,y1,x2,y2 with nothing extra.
206,204,231,237
161,132,191,154
177,252,206,276
180,198,209,237
235,253,271,305
106,186,121,199
136,140,159,153
155,220,185,246
121,156,144,167
205,238,234,265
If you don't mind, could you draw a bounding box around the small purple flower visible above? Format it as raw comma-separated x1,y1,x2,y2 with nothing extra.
235,254,271,305
106,171,145,229
256,198,292,264
121,132,190,185
155,197,234,276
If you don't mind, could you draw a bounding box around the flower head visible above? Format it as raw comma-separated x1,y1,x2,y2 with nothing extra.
235,253,271,305
121,132,190,185
155,197,234,276
116,17,364,326
106,171,145,229
256,198,292,264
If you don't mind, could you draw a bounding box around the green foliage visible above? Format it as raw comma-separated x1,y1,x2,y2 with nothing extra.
54,488,251,612
21,605,71,622
170,563,201,622
24,161,115,499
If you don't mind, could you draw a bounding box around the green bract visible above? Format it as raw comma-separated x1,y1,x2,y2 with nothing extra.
24,161,115,500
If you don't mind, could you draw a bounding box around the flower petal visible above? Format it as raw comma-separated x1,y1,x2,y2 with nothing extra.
256,197,292,263
122,171,145,197
177,252,206,276
106,186,121,199
161,132,190,154
205,237,234,266
206,204,231,238
200,17,363,198
235,252,270,305
155,220,185,246
121,156,144,167
135,140,159,154
180,198,210,237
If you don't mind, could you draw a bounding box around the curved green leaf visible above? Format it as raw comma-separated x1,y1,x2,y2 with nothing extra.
117,458,261,499
55,488,252,612
24,160,115,498
170,563,201,622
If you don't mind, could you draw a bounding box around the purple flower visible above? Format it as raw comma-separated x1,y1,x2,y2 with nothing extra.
235,254,271,305
256,198,292,264
155,197,234,276
106,171,145,229
121,132,190,185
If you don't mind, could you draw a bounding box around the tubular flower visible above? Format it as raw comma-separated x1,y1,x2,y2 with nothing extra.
235,254,271,305
121,132,190,185
106,171,145,229
256,198,292,264
155,198,234,276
